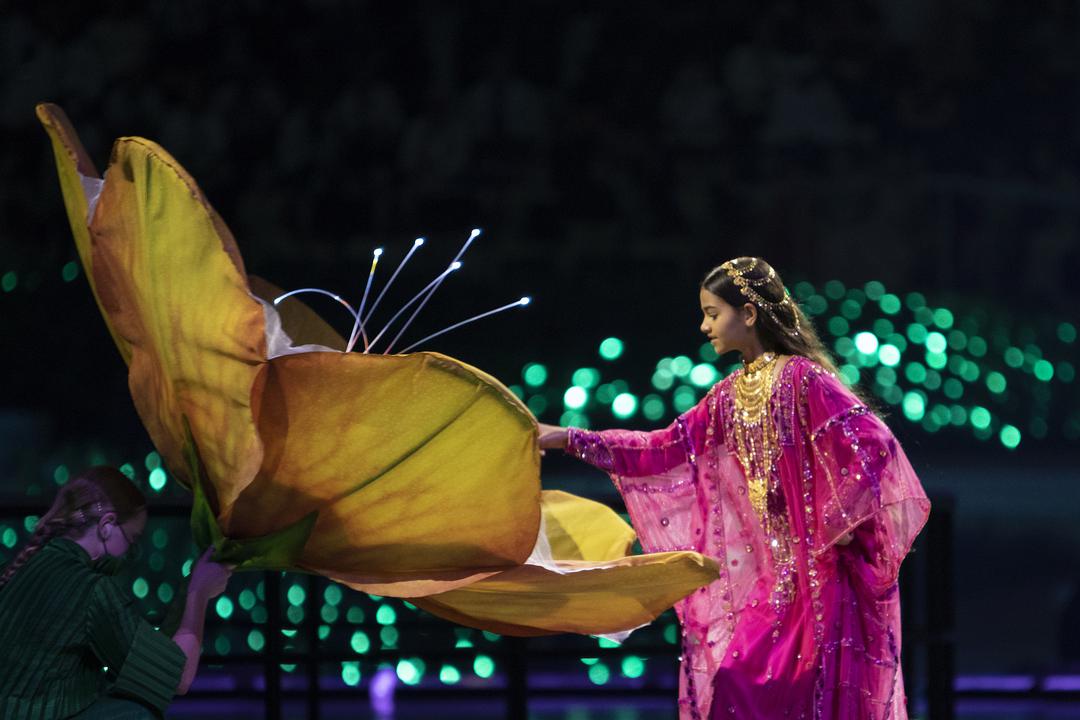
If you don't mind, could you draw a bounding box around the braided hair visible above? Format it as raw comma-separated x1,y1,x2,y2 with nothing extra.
0,466,146,589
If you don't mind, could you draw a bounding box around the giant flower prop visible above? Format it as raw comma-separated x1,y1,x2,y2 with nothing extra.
37,103,717,635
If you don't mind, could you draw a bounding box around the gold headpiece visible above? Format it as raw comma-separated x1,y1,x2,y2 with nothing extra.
720,258,802,338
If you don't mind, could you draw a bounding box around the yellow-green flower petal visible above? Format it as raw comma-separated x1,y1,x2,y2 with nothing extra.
88,136,267,515
227,350,541,595
413,551,718,636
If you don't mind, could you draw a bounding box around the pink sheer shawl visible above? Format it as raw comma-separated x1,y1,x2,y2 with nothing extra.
567,356,929,719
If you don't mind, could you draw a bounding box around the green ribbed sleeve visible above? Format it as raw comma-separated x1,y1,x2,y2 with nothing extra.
87,575,185,713
0,539,189,719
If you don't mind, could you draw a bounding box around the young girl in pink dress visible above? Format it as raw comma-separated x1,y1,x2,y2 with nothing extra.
539,257,930,720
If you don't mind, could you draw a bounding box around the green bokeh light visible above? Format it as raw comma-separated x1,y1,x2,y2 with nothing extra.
595,383,616,404
215,595,233,619
612,393,638,419
474,655,495,678
238,589,256,611
932,308,954,329
588,662,611,685
1000,425,1021,449
902,392,926,421
673,386,697,413
572,367,601,388
1033,360,1054,382
879,294,901,314
563,386,588,409
61,261,79,282
907,324,928,345
440,664,461,685
854,332,878,355
642,394,665,421
599,338,624,361
970,407,992,430
689,363,718,387
839,365,860,385
878,344,901,367
148,468,167,492
805,295,827,315
1059,322,1077,343
926,352,947,370
651,368,674,390
523,363,547,386
248,629,265,652
670,356,693,377
397,659,422,685
559,411,589,428
132,578,149,599
350,630,370,654
622,656,646,678
864,280,885,300
986,372,1007,394
1,271,16,293
341,662,361,686
287,585,306,606
925,332,947,354
840,299,862,321
376,605,396,625
827,316,850,336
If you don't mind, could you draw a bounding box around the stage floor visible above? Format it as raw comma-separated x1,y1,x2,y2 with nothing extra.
167,697,1080,719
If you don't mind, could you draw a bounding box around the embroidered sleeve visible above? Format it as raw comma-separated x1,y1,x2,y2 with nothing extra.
566,385,717,478
798,363,930,589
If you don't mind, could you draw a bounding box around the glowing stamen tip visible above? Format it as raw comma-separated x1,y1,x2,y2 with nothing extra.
373,248,384,257
414,237,425,246
469,228,481,239
450,261,462,270
520,297,531,305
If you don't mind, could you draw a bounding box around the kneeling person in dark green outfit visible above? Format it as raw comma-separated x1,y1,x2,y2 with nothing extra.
0,466,232,719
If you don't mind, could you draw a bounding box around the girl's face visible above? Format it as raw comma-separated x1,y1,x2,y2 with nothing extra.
101,508,147,559
699,287,755,357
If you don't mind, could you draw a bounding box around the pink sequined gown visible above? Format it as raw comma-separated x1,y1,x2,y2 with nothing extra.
567,357,929,720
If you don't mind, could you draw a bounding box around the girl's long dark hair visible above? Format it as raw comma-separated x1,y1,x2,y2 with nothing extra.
0,466,146,589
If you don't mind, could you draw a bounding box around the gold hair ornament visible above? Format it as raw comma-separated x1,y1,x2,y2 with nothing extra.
719,259,802,338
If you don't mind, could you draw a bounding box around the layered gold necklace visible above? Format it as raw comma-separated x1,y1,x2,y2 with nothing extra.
731,352,779,520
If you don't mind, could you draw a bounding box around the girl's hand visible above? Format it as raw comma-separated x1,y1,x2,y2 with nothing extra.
537,423,569,451
189,547,233,599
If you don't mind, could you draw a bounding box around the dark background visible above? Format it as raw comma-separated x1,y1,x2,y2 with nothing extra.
1,0,1079,686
